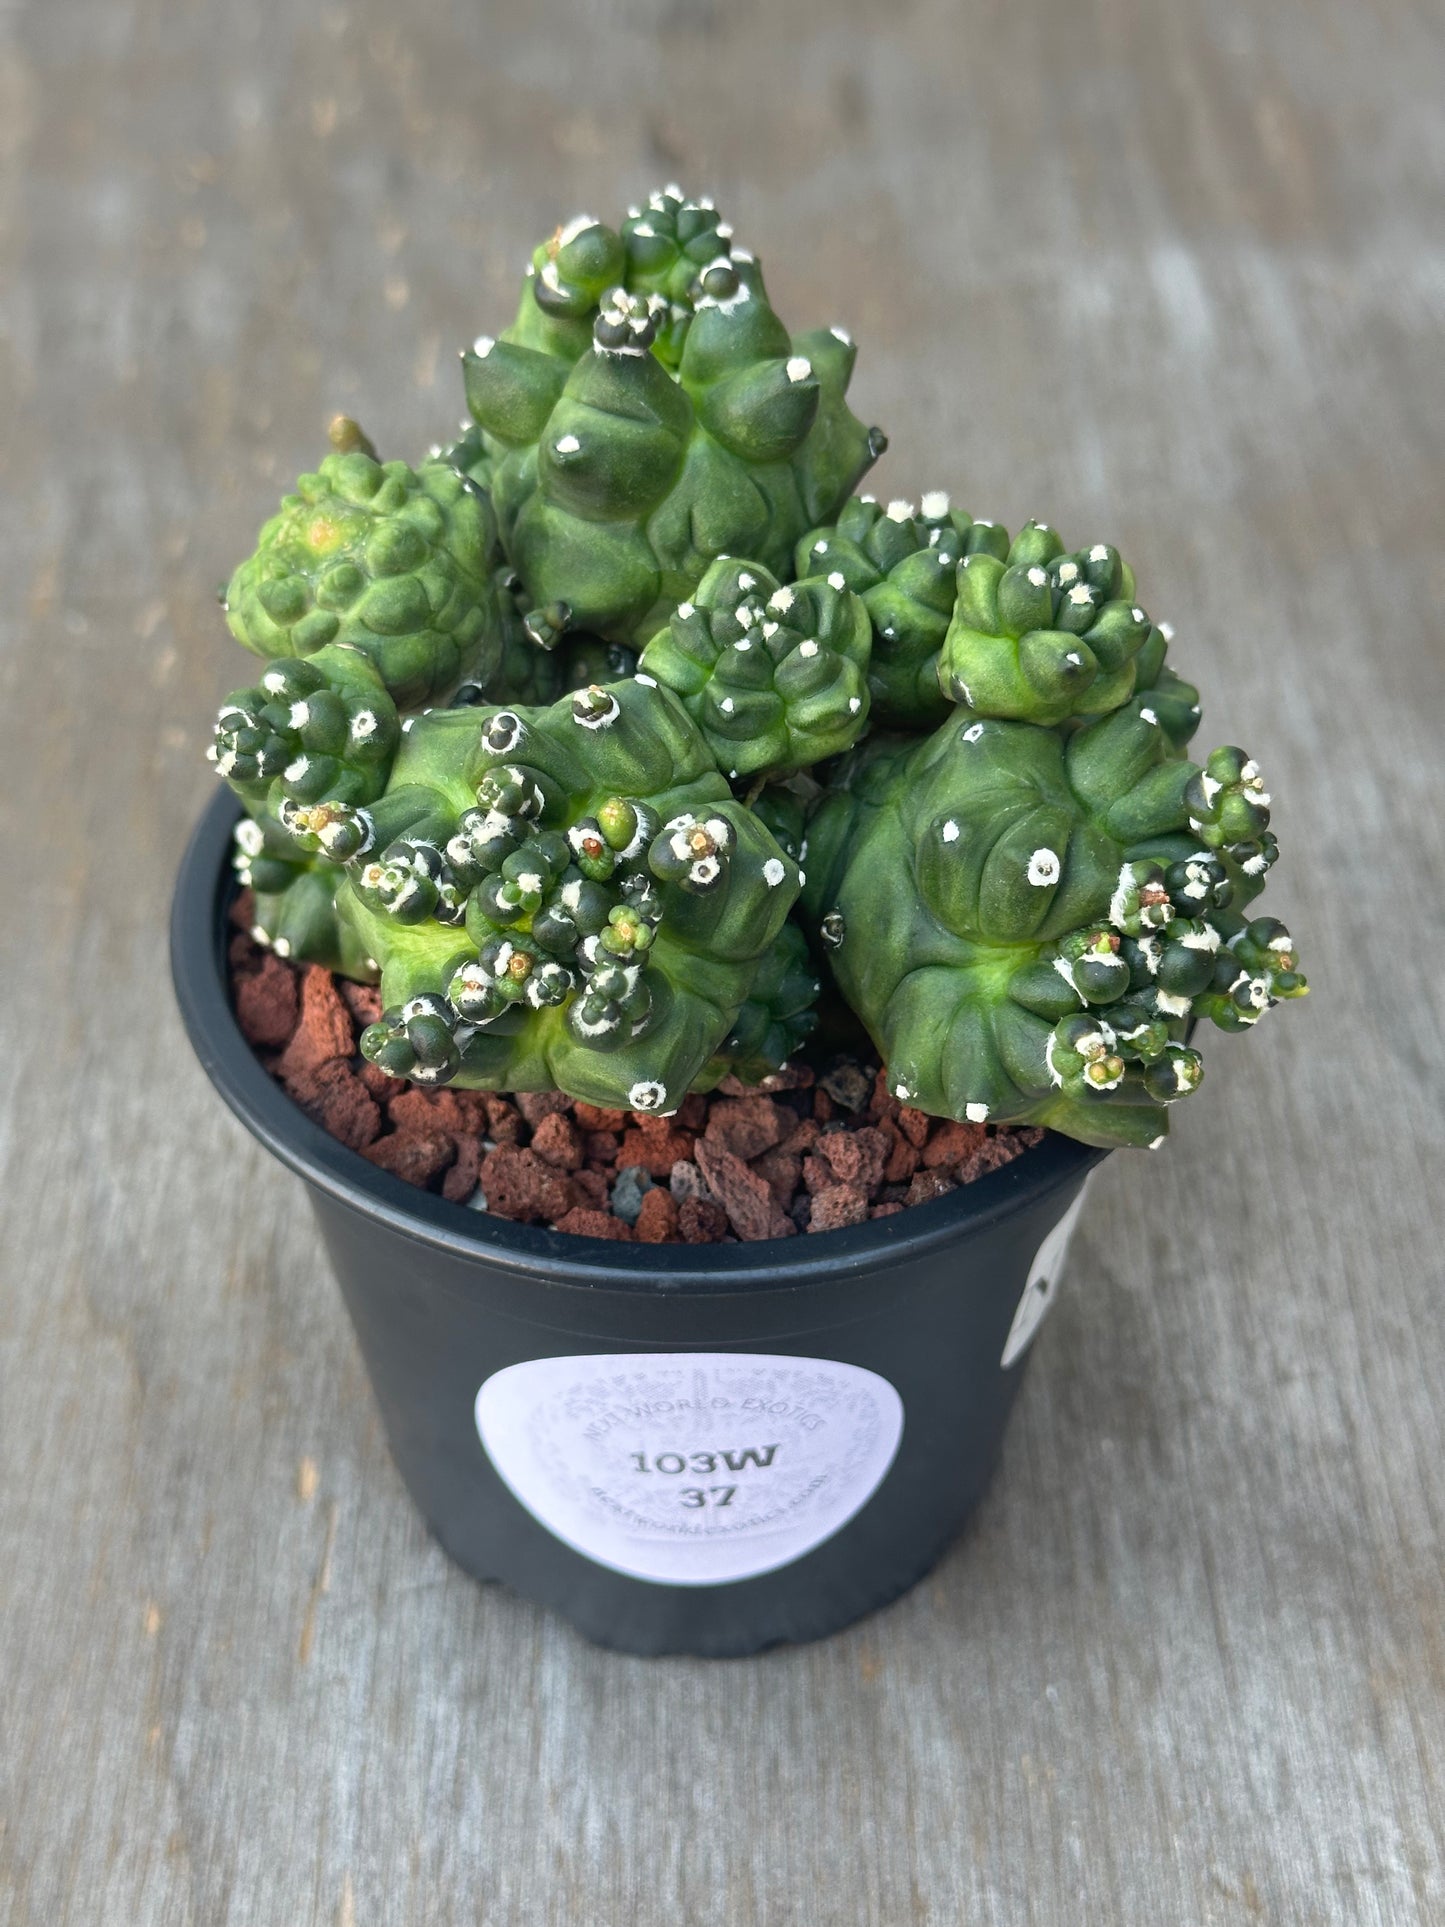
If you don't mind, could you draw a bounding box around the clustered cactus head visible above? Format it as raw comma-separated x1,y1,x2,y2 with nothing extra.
211,189,1305,1150
802,703,1303,1147
329,678,803,1110
223,417,506,709
637,558,873,779
461,187,885,647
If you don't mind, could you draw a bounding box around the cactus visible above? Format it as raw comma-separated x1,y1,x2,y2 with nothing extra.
803,704,1305,1147
229,815,376,976
795,493,983,726
312,678,803,1108
224,420,506,709
704,919,821,1086
210,190,1304,1159
936,520,1167,728
209,646,401,830
461,195,885,647
637,557,872,778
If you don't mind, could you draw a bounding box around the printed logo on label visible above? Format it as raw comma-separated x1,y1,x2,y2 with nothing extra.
1000,1181,1092,1369
475,1352,905,1587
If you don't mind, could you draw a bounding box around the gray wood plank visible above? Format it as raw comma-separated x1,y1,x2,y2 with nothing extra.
1,0,1441,1920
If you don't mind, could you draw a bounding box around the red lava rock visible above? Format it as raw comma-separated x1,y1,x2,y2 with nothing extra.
477,1146,579,1224
387,1087,490,1136
234,953,300,1051
552,1207,632,1241
359,1060,399,1103
362,1128,456,1188
288,1060,381,1151
880,1122,920,1184
678,1196,729,1244
229,931,263,974
921,1120,988,1170
694,1139,795,1242
751,1147,803,1209
339,979,383,1026
703,1096,785,1162
616,1128,697,1179
807,1184,870,1233
867,1066,898,1122
275,966,355,1082
813,1125,889,1195
572,1167,610,1208
230,937,1053,1244
905,1169,957,1207
634,1187,681,1243
530,1111,585,1171
956,1135,1028,1183
483,1095,528,1145
442,1134,483,1204
778,1116,821,1158
229,888,256,931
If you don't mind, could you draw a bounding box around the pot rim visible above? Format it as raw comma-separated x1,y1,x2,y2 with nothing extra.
172,787,1109,1295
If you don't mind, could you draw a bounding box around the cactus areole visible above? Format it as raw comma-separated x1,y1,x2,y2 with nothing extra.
206,191,1305,1167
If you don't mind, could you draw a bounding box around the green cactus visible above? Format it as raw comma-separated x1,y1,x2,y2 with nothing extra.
636,557,872,779
209,646,400,833
704,918,821,1086
224,420,506,709
211,192,1305,1163
936,520,1167,728
229,815,376,976
309,678,803,1109
556,634,639,692
795,493,988,726
461,194,884,647
621,188,754,361
803,705,1305,1147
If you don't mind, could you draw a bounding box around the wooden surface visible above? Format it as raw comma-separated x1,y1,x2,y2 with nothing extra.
2,0,1442,1920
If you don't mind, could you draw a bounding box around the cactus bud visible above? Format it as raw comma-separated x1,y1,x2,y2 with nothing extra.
1184,746,1272,852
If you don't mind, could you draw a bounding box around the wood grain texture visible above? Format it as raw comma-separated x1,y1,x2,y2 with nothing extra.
1,0,1442,1920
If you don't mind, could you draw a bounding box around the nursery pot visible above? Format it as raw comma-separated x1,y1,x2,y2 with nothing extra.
173,790,1108,1657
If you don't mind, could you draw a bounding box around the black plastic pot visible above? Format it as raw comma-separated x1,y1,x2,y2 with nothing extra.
173,790,1107,1656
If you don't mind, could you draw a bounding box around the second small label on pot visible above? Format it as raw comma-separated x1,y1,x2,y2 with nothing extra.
475,1351,904,1587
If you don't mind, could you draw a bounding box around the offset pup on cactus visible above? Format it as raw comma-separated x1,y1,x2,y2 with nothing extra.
211,188,1305,1160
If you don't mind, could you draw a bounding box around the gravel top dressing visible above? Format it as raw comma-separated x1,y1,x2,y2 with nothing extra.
228,890,1043,1245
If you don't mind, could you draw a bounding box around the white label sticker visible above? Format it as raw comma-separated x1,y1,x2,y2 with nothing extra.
1000,1181,1092,1369
475,1352,904,1587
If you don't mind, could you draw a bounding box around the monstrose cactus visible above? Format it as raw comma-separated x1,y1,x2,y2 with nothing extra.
210,189,1305,1153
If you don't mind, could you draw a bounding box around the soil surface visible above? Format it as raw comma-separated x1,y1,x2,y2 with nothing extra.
228,893,1044,1243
